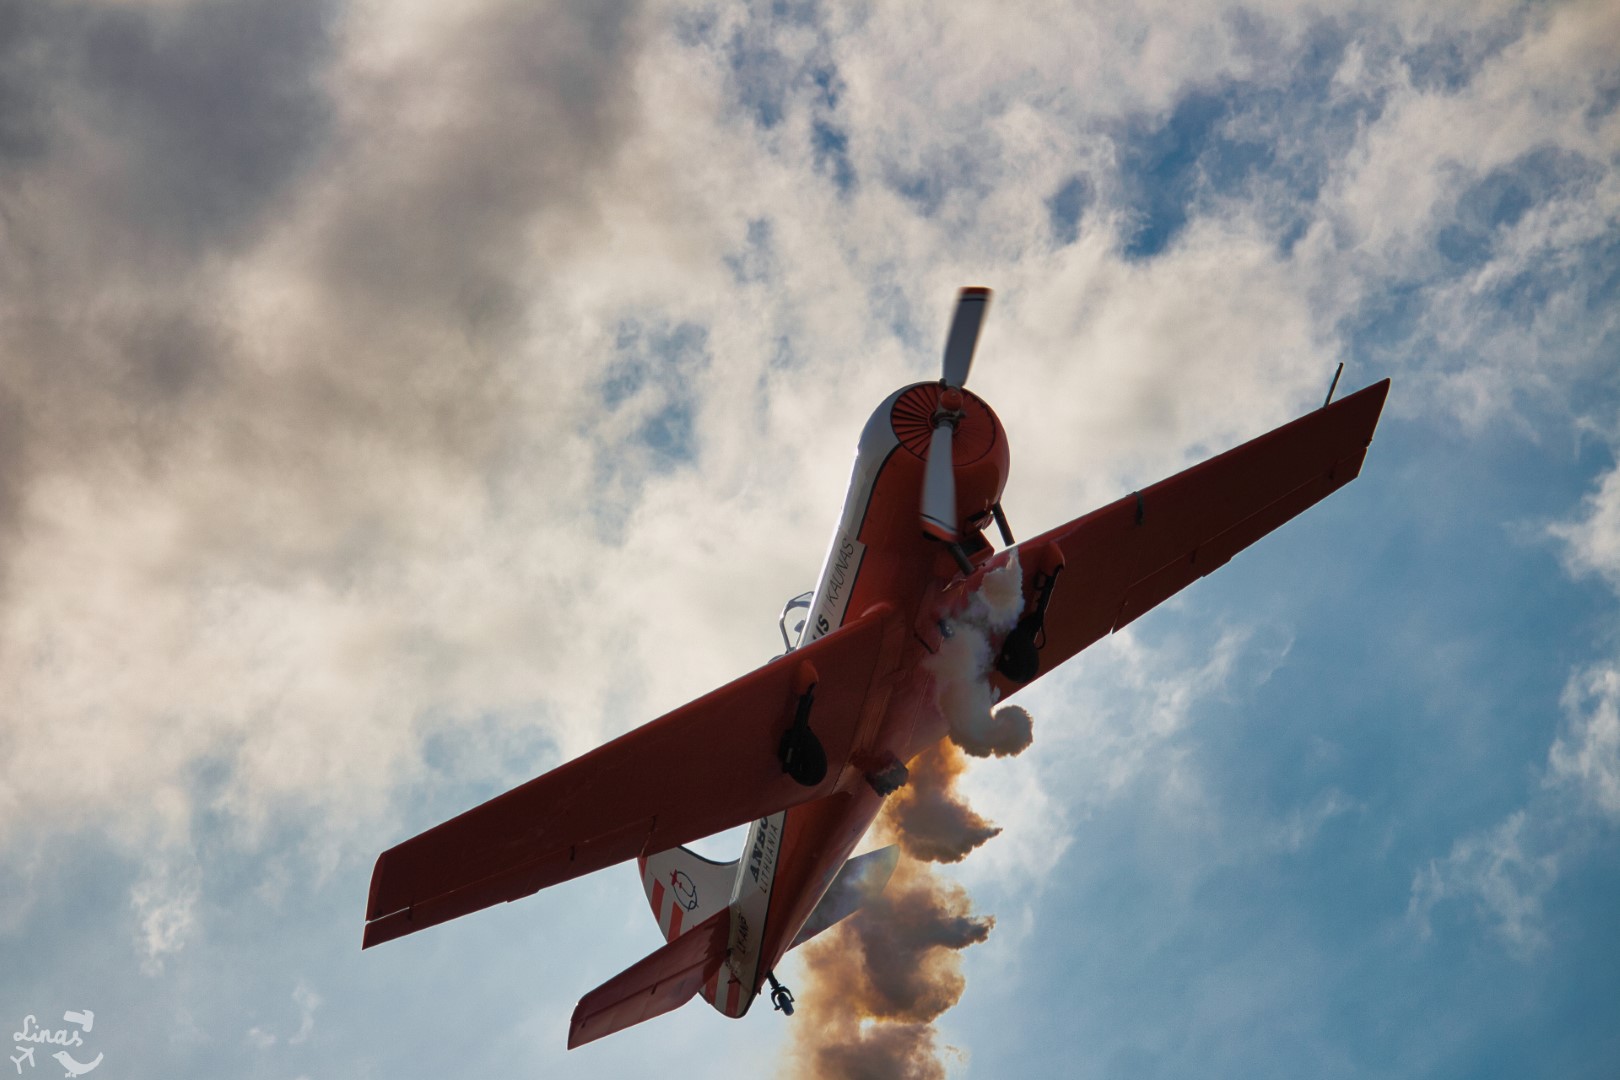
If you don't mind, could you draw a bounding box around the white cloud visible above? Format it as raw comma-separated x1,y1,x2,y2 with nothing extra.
1263,788,1359,855
0,4,1615,1073
1411,452,1620,952
1551,460,1620,592
6,1,1609,876
130,857,202,975
290,980,320,1046
1408,810,1560,956
0,0,1333,868
1042,624,1267,807
1411,455,1620,954
1545,464,1620,819
949,620,1285,907
1548,665,1620,820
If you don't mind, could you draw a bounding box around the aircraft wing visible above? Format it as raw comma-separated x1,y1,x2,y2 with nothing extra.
364,603,902,949
991,379,1390,699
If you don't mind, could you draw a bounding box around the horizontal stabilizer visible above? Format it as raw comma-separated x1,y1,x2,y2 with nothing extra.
568,908,731,1049
791,845,899,949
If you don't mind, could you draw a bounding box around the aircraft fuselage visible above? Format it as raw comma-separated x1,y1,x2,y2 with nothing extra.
717,381,1011,1015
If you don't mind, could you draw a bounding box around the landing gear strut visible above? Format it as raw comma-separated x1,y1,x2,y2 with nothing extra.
767,972,795,1016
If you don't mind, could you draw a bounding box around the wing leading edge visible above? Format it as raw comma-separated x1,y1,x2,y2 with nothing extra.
364,603,902,949
994,379,1390,698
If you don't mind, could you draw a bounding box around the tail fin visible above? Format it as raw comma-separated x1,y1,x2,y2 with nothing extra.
568,907,730,1049
791,845,899,948
638,846,757,1018
637,845,736,943
619,842,900,1035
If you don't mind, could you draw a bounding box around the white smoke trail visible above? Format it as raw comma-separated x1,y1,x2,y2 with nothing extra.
924,551,1035,758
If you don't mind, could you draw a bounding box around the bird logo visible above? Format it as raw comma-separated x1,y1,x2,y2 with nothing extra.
50,1051,103,1078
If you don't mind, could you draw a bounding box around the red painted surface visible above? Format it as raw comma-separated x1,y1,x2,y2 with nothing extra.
364,371,1391,1046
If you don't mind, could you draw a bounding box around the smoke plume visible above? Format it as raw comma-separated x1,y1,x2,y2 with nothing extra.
785,553,1037,1077
925,553,1035,758
888,739,1000,864
784,813,993,1079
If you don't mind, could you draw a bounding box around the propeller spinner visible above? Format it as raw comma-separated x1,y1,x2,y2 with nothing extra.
920,287,991,544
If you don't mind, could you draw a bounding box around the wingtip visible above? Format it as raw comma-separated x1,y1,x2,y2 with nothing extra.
364,849,390,921
360,906,413,950
1358,376,1392,416
565,1006,601,1051
1328,376,1391,417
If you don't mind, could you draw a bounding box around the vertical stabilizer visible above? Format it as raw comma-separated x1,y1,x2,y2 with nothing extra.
638,845,754,1015
637,846,736,943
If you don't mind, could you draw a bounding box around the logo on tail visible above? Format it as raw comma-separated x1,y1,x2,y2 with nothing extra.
670,870,699,911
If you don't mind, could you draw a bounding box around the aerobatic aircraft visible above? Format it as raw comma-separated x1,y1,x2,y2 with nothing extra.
363,288,1390,1048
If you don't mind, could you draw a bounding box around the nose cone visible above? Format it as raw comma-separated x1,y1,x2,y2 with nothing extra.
890,383,1009,529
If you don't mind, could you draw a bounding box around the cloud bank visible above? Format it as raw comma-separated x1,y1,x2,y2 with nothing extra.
1,0,1616,1076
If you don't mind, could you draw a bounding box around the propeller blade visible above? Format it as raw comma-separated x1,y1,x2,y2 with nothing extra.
941,286,991,387
920,422,957,542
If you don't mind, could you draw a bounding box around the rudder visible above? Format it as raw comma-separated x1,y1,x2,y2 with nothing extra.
638,845,736,943
639,844,753,1018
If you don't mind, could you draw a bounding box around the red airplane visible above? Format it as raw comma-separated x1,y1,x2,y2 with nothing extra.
363,288,1390,1047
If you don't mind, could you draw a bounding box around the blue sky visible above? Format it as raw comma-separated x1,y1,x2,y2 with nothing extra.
1,1,1617,1078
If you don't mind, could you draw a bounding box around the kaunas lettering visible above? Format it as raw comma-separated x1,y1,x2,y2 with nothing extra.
810,535,859,641
825,537,857,604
